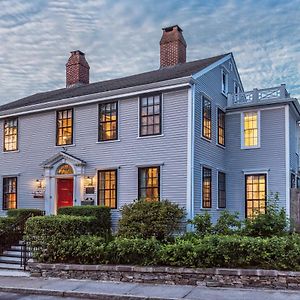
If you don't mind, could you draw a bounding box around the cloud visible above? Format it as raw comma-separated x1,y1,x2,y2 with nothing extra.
0,0,299,105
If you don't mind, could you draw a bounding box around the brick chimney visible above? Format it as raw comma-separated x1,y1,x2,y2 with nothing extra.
66,50,90,87
160,25,187,68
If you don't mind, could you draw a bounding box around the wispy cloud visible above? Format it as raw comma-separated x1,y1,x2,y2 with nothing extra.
0,0,299,105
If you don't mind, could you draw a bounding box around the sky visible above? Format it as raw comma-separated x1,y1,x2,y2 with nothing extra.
0,0,299,105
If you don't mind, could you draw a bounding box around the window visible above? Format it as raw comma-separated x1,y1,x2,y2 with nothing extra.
245,174,266,218
234,81,240,94
98,170,117,209
217,108,225,146
56,163,73,175
3,177,17,210
218,172,226,208
56,109,73,146
202,97,211,140
4,118,18,152
138,167,160,201
202,167,212,208
221,69,228,94
140,95,161,136
99,102,118,141
242,111,259,148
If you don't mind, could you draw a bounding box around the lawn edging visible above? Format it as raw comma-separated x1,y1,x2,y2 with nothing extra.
28,262,300,290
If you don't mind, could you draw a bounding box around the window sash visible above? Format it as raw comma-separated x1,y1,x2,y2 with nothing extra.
217,109,225,146
56,109,73,146
3,118,18,152
243,112,259,147
138,167,160,201
139,95,162,137
218,172,226,208
98,170,117,209
202,167,212,208
99,102,118,141
245,174,266,218
222,70,228,94
202,98,211,140
3,177,17,210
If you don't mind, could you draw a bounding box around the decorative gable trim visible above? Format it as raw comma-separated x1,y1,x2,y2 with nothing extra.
41,151,86,168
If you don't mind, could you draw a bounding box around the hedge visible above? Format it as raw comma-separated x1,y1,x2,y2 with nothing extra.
7,209,44,220
30,234,300,270
58,206,111,236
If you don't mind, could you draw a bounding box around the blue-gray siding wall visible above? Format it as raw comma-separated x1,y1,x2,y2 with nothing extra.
225,106,287,217
193,58,241,222
0,88,189,224
289,107,299,175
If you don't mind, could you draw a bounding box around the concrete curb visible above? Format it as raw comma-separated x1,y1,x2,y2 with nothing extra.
0,286,178,300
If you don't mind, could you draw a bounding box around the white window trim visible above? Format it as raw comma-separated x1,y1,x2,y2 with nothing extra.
221,68,228,96
216,170,226,210
201,94,212,142
216,106,226,148
233,81,240,94
241,110,261,149
201,164,212,210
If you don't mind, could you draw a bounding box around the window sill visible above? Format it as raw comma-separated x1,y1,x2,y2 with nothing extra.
216,207,226,210
96,139,121,144
216,143,226,150
201,136,212,143
221,92,228,98
137,134,164,140
55,144,76,148
200,208,212,211
241,146,261,150
3,150,20,154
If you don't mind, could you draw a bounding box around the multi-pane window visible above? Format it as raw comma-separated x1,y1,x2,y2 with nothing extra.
138,167,160,201
243,112,259,148
98,170,117,209
202,97,211,140
3,177,17,210
217,108,225,146
202,167,212,208
140,95,161,136
234,81,239,94
56,109,73,146
221,69,228,94
245,174,266,218
99,102,118,141
4,118,18,152
218,172,226,208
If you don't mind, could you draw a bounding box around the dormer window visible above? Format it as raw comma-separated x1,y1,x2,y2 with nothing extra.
221,69,228,95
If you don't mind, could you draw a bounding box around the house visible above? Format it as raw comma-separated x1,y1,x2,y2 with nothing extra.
0,25,299,226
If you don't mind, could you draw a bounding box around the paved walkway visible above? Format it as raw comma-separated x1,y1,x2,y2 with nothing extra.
1,276,300,300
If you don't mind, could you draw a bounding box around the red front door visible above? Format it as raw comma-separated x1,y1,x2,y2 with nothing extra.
57,178,74,209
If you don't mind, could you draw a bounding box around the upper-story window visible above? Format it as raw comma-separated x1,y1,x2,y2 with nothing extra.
56,109,73,146
99,102,118,141
218,171,226,208
140,94,161,137
202,97,211,140
221,69,228,95
202,167,212,208
242,111,260,148
3,177,17,210
234,81,240,94
217,108,225,146
138,166,160,201
4,118,18,152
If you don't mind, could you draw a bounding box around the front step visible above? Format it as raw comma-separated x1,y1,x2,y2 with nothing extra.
3,250,32,258
0,262,23,270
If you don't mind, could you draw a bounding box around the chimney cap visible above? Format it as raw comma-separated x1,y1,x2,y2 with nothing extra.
162,25,183,32
70,50,85,56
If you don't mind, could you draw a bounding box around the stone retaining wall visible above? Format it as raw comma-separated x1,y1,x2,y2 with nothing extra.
29,262,300,290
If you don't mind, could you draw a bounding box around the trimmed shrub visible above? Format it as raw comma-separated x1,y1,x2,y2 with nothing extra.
58,206,111,236
0,217,16,233
118,199,185,240
7,209,44,220
214,211,241,235
189,212,213,236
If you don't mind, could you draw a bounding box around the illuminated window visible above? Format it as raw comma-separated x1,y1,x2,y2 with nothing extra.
56,109,73,146
217,108,225,146
242,111,259,148
98,170,117,209
202,97,211,140
140,95,161,136
202,167,212,208
221,69,228,94
56,164,73,175
245,174,266,218
4,118,18,152
218,172,226,208
99,102,118,141
138,167,160,201
3,177,17,210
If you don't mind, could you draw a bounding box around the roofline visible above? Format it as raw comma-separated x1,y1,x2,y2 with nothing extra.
0,77,192,119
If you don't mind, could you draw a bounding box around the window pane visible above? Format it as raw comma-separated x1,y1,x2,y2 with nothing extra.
244,112,258,147
4,118,18,151
202,98,211,140
138,167,160,201
217,109,225,146
218,172,226,208
3,177,17,210
140,95,161,136
99,102,118,141
98,170,117,208
202,167,212,208
56,109,73,146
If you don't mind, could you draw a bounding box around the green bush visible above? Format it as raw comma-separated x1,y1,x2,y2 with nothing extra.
118,199,185,240
214,211,241,235
189,212,213,236
0,217,16,233
58,206,111,236
243,193,288,237
7,208,44,220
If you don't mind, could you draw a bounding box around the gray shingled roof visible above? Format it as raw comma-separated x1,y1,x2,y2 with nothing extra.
0,53,229,112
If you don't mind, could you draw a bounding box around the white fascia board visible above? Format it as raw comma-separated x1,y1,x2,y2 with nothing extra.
0,77,192,119
285,104,290,218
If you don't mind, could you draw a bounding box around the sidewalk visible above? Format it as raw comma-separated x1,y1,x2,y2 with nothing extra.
1,275,300,300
